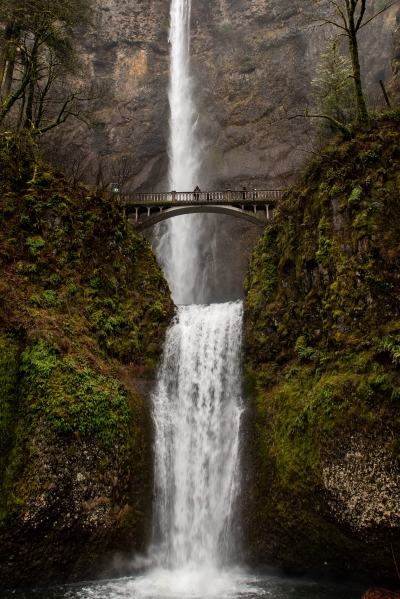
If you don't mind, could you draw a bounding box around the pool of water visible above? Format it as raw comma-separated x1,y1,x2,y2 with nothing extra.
0,568,364,599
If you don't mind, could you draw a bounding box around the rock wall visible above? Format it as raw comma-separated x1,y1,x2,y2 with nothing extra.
243,117,400,583
40,0,400,305
45,0,400,193
0,133,172,588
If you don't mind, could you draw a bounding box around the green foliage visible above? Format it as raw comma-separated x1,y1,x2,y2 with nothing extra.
377,335,400,365
315,236,331,263
21,341,131,448
295,336,327,364
0,132,172,536
348,186,362,206
219,21,233,36
26,237,45,257
42,289,57,306
290,386,341,433
312,42,357,137
244,119,400,570
0,337,19,474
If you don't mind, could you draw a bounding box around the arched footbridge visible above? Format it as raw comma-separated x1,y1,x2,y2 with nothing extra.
120,190,283,231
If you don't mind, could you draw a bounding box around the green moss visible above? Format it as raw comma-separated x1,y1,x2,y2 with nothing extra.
244,119,400,577
20,340,131,448
0,131,172,538
219,21,233,36
0,337,20,488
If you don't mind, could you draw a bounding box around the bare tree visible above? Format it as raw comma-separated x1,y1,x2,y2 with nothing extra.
0,0,93,133
300,0,400,124
110,155,137,192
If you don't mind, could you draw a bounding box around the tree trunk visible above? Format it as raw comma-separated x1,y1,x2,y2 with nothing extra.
23,40,39,130
348,25,369,124
0,22,14,95
23,80,35,129
2,54,16,102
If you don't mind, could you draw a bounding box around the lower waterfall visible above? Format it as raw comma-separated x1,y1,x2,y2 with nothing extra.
151,302,243,570
23,307,358,599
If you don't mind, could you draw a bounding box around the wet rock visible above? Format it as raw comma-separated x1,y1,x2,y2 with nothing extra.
362,590,400,599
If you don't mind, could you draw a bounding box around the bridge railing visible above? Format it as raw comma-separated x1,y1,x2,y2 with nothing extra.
121,190,282,203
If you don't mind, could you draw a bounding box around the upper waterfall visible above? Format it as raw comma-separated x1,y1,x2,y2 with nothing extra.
168,0,200,191
162,0,204,305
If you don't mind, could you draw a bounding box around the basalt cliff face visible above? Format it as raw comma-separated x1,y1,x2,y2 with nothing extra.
48,0,399,192
243,116,400,584
0,133,172,589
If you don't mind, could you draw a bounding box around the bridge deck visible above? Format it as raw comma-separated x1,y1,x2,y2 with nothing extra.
120,189,282,205
118,190,283,230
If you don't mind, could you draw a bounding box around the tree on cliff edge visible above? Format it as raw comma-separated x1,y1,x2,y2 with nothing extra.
0,0,93,134
302,0,400,125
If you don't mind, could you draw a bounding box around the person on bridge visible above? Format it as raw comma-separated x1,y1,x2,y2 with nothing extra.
242,186,247,200
194,186,201,201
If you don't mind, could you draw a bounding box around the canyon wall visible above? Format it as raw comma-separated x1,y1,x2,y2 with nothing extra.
0,134,172,588
41,0,400,304
243,117,400,583
47,0,400,193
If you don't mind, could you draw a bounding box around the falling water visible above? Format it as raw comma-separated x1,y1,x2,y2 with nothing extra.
163,0,203,304
151,302,243,571
144,2,244,586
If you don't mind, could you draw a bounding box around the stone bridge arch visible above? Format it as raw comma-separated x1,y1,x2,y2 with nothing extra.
132,203,269,231
119,190,282,232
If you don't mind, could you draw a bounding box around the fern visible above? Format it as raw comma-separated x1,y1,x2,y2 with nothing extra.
378,336,400,365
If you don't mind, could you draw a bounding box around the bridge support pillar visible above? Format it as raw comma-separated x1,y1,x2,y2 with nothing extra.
135,207,139,222
266,204,269,220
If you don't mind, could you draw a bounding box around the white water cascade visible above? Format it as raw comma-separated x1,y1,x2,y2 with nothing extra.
130,1,245,595
151,302,243,572
163,0,203,304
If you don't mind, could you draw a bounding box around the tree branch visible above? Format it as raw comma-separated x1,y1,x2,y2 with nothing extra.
282,110,353,139
359,0,400,29
355,0,367,31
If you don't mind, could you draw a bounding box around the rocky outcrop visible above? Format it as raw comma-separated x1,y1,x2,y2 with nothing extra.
243,117,400,583
322,432,400,532
0,133,172,588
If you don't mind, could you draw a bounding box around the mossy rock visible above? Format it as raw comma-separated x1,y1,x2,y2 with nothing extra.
244,119,400,584
0,132,172,588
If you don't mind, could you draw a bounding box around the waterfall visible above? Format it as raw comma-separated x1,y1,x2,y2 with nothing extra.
163,0,203,305
131,1,244,593
151,302,243,570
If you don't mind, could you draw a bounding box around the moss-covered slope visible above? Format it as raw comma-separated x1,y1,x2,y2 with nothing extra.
0,133,172,588
244,117,400,583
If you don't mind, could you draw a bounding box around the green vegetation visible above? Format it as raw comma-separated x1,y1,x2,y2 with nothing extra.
0,131,172,533
244,117,400,579
312,42,357,139
219,21,233,36
304,0,395,126
0,0,96,134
